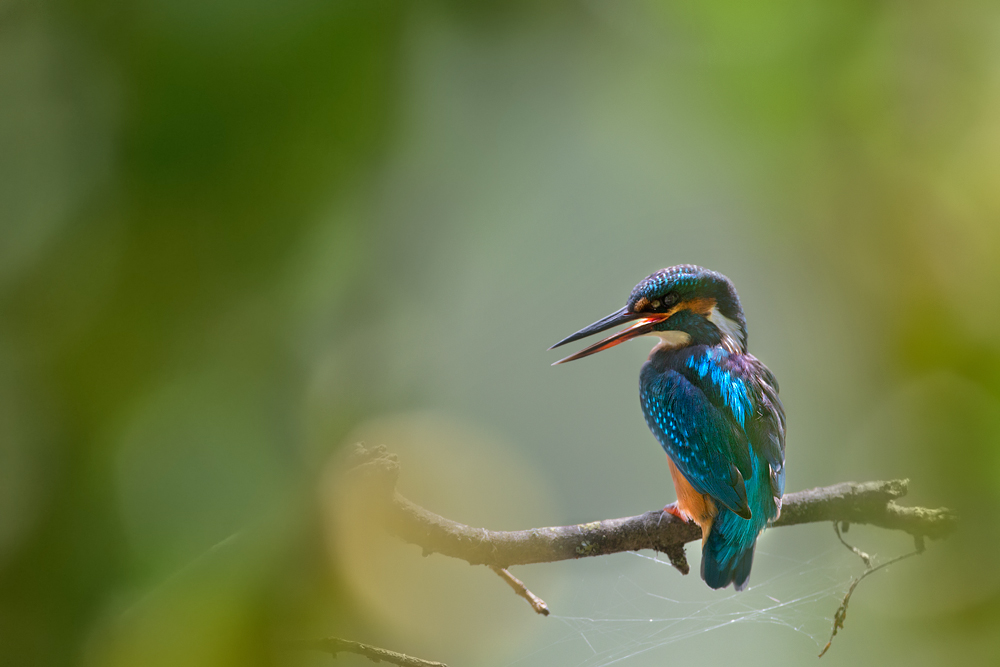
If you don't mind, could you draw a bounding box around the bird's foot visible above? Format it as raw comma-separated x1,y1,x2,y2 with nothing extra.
662,502,691,522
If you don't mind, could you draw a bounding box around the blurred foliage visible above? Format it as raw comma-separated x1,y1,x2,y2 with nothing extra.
1,1,998,666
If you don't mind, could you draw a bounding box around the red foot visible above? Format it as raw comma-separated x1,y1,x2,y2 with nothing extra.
662,502,690,522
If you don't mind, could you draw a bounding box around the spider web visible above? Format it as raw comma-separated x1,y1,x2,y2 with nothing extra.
503,543,858,667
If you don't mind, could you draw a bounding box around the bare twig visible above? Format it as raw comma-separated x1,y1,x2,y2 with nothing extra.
489,565,550,616
818,525,926,657
286,637,448,667
833,521,872,569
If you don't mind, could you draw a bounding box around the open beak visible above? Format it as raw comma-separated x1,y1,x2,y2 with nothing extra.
549,307,671,365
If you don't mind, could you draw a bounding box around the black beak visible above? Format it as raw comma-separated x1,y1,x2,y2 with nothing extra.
549,307,671,365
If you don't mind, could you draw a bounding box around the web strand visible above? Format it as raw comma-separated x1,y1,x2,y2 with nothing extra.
504,547,857,667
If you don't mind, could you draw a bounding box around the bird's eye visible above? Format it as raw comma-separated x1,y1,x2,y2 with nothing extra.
664,292,678,306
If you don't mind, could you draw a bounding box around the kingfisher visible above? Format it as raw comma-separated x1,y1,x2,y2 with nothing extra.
550,265,785,590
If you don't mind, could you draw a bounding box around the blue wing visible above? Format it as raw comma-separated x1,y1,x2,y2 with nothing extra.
745,360,785,506
639,365,753,518
681,347,786,509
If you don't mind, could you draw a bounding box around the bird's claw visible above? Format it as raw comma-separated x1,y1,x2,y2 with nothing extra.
662,502,690,522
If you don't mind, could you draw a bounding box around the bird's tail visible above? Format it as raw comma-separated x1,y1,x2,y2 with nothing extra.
700,506,759,591
700,453,774,591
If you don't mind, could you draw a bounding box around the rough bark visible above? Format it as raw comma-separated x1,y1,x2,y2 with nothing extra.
347,445,957,576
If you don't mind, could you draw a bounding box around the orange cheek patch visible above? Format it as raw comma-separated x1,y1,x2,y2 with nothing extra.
662,296,717,319
683,297,717,316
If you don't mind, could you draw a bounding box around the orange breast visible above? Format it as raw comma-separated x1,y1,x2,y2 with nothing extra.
667,458,717,543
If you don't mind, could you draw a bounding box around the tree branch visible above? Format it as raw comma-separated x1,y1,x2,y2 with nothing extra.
340,445,957,639
354,441,954,569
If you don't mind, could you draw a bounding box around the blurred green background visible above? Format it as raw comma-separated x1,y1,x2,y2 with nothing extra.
2,1,999,666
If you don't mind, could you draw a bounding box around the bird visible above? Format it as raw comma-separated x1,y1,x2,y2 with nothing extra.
550,264,785,590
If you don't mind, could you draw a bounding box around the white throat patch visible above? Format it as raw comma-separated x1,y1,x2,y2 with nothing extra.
708,306,745,351
648,330,692,353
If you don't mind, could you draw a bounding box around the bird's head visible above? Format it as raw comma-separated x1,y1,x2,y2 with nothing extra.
550,265,747,364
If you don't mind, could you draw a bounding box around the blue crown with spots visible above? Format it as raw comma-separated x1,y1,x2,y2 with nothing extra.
628,265,743,318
